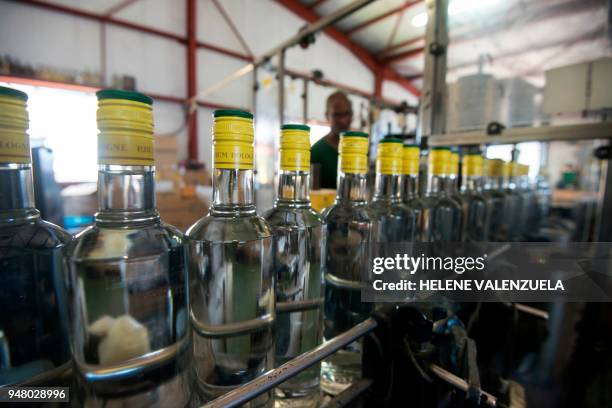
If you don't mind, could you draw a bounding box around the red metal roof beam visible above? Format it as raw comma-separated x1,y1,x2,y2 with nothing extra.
15,0,252,63
309,0,329,9
103,0,142,17
384,46,425,64
345,0,422,36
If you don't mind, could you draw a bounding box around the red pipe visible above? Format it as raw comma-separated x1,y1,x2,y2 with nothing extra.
187,0,198,161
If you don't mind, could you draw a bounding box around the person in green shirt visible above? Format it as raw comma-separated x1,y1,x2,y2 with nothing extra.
311,91,354,189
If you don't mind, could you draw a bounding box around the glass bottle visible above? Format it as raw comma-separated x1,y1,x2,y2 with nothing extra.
0,86,72,387
483,158,507,242
263,124,324,407
516,164,533,239
401,144,425,241
320,131,374,395
459,154,490,242
502,161,522,242
420,147,463,242
369,137,415,243
447,150,464,207
188,110,274,407
68,90,190,406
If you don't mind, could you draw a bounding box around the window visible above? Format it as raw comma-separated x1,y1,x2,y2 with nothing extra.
1,81,98,183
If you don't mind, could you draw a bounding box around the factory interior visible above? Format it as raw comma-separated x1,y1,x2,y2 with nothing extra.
0,0,611,407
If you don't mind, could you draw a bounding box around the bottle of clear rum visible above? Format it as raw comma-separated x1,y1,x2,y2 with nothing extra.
370,137,415,243
459,153,490,242
187,110,274,407
263,124,324,407
0,86,72,387
401,144,425,241
68,90,190,406
420,147,463,242
320,131,374,395
483,158,507,242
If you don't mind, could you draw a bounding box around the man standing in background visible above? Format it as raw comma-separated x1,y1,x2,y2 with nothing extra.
311,91,353,189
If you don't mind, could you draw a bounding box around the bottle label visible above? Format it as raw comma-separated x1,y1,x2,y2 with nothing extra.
339,136,368,155
463,155,483,177
429,150,449,176
280,128,310,172
97,98,154,166
214,140,254,169
280,149,309,172
0,131,30,164
98,133,154,165
376,142,402,175
340,153,368,174
402,147,420,175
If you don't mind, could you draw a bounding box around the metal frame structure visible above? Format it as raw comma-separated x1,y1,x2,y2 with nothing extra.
8,0,427,161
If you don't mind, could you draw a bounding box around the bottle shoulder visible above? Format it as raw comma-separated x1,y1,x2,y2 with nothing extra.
370,199,414,219
70,221,184,261
322,201,373,223
186,213,272,243
0,217,71,250
264,206,323,230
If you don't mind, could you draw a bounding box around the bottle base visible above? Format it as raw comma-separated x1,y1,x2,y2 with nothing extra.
320,349,362,396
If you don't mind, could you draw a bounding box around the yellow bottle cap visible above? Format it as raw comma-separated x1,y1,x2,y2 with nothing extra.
0,86,30,164
487,158,505,177
376,138,403,175
428,147,450,176
448,151,460,176
339,131,368,174
280,124,310,172
502,161,514,178
402,145,420,176
213,109,254,170
96,89,154,166
462,154,484,177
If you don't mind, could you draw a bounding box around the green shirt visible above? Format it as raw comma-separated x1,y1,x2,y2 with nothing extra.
311,137,338,189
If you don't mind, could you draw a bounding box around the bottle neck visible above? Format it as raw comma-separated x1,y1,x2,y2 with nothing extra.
401,174,419,201
485,176,504,191
0,163,39,224
426,173,446,197
461,175,483,193
96,164,159,225
445,174,458,195
373,173,402,202
212,168,256,215
336,171,368,203
276,170,310,208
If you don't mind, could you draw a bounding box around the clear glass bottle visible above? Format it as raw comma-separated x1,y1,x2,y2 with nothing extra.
459,154,490,242
516,164,533,239
68,90,190,406
188,110,274,407
483,158,507,242
447,150,464,207
369,138,415,243
263,124,324,407
320,131,374,395
401,144,425,241
0,86,72,387
420,147,463,242
502,161,522,242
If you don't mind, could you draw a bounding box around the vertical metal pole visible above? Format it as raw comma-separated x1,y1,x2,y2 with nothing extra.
418,0,449,141
187,0,198,161
278,49,286,125
302,78,308,124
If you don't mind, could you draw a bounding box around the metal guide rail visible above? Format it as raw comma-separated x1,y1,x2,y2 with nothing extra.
427,122,612,146
202,319,378,408
201,312,508,408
